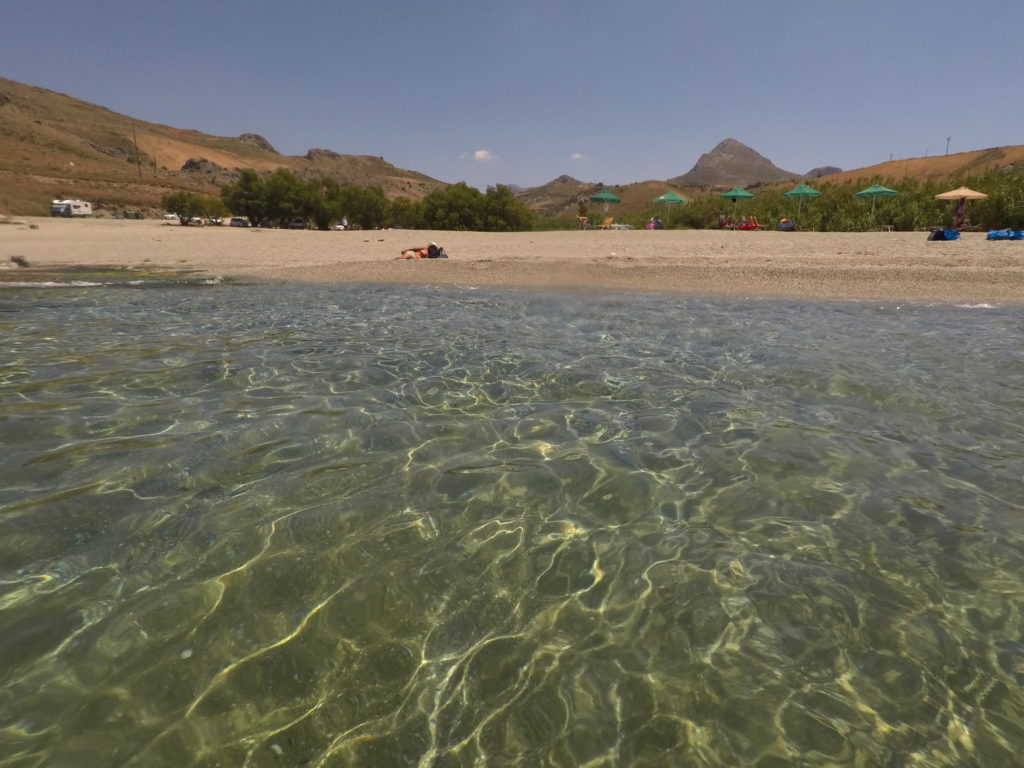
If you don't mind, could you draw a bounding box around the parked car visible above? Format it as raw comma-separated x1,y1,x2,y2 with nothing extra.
229,217,249,227
288,220,308,230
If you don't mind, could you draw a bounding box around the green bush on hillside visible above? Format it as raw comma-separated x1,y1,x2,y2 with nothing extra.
421,183,533,232
219,173,534,231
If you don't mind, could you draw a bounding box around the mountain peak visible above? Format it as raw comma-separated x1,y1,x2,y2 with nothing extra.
671,139,799,187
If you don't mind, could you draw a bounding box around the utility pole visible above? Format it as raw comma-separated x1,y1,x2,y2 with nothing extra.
133,127,142,178
945,136,951,155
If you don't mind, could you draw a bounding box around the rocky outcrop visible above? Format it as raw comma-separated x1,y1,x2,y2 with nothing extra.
179,157,237,187
88,140,132,161
181,157,223,173
805,165,842,178
305,148,342,162
671,138,800,187
238,133,277,154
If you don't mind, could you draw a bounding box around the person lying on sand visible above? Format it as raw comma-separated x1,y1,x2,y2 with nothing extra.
397,242,447,259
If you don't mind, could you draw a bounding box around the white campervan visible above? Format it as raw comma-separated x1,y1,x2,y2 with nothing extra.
50,199,93,217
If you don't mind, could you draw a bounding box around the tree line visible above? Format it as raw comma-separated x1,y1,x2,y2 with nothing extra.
162,169,533,231
163,165,1024,232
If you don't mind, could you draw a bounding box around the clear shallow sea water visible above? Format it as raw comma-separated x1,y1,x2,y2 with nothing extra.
2,283,1024,768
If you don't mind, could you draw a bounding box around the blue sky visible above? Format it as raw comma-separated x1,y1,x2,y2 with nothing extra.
3,0,1022,189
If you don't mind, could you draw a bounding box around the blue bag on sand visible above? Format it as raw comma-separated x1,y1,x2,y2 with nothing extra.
987,229,1024,240
928,229,960,241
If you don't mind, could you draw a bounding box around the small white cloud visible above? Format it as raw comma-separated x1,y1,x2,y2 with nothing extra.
570,153,591,161
474,149,499,163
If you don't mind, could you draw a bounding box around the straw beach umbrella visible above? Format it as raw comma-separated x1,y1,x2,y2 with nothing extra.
935,186,987,230
782,183,820,227
935,186,987,201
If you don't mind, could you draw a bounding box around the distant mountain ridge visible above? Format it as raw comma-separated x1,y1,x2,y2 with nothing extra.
2,76,1022,218
0,76,445,215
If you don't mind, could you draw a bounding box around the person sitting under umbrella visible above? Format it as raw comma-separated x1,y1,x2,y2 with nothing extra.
952,198,966,231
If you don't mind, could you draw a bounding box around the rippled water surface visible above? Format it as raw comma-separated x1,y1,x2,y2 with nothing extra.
2,284,1024,767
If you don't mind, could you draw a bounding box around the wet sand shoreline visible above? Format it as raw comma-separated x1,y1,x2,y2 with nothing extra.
3,217,1023,305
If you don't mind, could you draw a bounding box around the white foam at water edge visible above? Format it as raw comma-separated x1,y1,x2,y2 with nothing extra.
1,276,223,288
0,280,104,288
953,303,996,309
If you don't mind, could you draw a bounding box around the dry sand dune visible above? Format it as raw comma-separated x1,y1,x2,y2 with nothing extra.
3,217,1024,306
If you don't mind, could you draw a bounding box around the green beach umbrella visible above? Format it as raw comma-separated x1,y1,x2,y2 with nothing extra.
853,183,899,218
590,188,621,213
784,183,821,199
782,183,821,227
721,187,755,202
854,183,898,200
652,191,687,225
653,191,687,205
720,187,754,227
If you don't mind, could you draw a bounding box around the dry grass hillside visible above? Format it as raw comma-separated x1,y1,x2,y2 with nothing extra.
814,145,1024,186
0,77,444,216
519,177,698,218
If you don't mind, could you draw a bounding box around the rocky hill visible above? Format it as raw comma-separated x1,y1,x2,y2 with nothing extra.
515,175,596,216
670,138,801,188
805,166,843,179
0,77,445,216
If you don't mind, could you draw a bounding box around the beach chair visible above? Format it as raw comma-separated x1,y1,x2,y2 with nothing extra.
597,217,615,229
577,216,592,229
736,216,760,230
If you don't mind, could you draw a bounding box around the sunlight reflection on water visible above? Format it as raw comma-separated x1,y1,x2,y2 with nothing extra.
2,284,1024,766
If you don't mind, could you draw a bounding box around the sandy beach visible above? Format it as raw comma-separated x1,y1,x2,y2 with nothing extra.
3,217,1024,305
